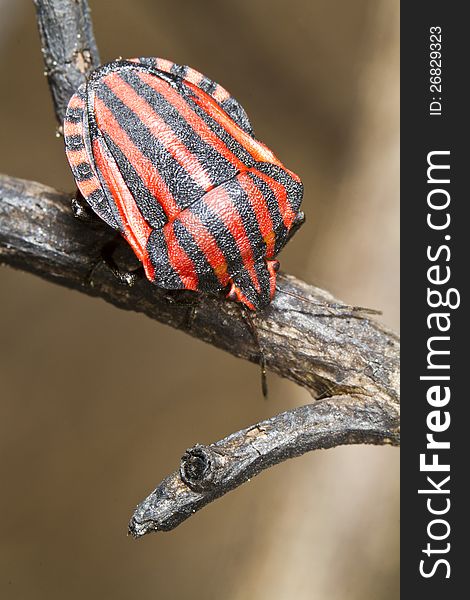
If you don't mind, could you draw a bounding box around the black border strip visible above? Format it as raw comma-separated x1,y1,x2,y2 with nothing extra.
401,2,466,595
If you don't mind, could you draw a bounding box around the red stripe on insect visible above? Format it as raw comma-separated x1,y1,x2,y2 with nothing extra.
92,137,155,279
185,83,284,167
155,58,175,72
136,71,246,173
68,95,85,110
212,84,231,103
267,260,278,300
176,210,230,287
238,171,276,258
65,148,89,167
63,121,84,137
75,176,101,198
104,72,214,191
227,283,256,311
94,96,180,221
163,224,199,290
202,187,261,293
183,67,205,86
252,168,296,229
64,147,102,200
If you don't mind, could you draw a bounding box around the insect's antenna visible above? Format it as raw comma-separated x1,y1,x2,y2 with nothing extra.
239,307,268,399
275,286,382,317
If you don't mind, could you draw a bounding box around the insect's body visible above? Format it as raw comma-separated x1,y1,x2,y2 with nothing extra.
64,58,304,309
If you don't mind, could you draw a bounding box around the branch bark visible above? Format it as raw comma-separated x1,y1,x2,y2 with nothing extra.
33,0,100,124
129,395,399,535
0,0,400,533
0,174,399,403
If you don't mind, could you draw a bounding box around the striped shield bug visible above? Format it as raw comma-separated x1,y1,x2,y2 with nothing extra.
64,57,304,310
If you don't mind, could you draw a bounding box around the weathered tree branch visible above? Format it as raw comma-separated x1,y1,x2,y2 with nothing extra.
0,174,399,403
0,0,400,533
130,396,399,535
33,0,100,125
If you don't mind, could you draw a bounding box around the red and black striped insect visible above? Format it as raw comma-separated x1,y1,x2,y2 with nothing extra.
64,57,304,310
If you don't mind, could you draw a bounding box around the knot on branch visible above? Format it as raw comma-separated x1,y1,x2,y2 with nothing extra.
180,445,224,492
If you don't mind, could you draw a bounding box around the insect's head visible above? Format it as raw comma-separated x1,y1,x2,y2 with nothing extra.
226,259,279,310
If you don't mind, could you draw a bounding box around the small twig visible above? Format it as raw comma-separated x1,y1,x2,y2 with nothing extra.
129,395,399,535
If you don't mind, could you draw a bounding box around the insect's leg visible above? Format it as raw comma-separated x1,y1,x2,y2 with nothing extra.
87,234,145,287
162,290,201,330
70,191,143,287
101,237,145,286
240,307,268,398
71,190,96,223
184,294,201,330
284,211,306,244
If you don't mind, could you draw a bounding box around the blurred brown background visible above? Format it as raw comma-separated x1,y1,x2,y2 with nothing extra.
0,1,399,598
